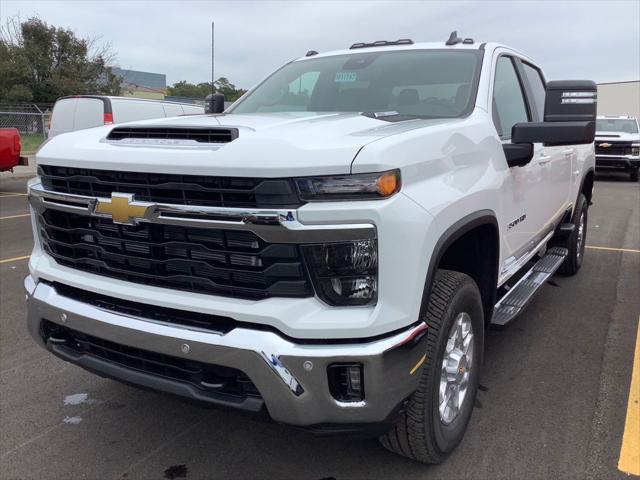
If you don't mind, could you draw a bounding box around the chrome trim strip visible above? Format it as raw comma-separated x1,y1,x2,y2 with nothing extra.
28,182,376,244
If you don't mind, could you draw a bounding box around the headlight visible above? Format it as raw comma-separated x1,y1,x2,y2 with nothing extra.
302,239,377,306
631,145,639,156
295,170,400,201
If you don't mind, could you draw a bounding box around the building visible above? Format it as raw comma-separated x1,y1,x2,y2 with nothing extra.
111,67,167,100
597,80,640,118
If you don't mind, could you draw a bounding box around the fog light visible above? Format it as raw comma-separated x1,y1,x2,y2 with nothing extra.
328,363,364,402
302,240,377,306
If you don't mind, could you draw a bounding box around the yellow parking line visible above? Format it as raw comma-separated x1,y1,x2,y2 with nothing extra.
586,245,640,254
0,192,28,197
0,255,30,265
0,213,30,220
619,316,640,476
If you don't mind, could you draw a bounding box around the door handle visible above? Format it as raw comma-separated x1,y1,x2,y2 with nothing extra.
538,154,552,165
562,148,575,156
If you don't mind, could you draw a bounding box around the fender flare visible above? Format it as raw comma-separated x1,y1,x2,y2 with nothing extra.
418,210,500,322
578,167,595,205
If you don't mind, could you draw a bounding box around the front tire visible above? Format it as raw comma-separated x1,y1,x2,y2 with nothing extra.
558,193,588,276
630,168,639,182
379,270,484,463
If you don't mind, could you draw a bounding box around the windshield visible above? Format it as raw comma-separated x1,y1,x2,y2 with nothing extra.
596,119,639,133
231,50,482,118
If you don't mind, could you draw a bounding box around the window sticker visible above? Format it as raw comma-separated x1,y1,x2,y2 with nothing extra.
335,72,357,83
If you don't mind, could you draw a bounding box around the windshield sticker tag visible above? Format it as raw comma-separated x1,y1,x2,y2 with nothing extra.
335,72,357,83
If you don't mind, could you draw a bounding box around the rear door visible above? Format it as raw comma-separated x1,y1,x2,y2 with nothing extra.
49,98,77,138
72,98,104,131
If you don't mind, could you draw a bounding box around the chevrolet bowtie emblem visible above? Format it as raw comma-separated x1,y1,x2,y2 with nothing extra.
94,193,153,225
599,143,612,148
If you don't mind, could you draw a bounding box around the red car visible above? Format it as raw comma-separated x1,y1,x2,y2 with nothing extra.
0,128,29,172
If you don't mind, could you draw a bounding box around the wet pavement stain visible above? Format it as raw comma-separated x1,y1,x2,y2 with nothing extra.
164,464,188,479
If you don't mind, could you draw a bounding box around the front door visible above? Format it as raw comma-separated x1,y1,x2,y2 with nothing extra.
492,54,548,274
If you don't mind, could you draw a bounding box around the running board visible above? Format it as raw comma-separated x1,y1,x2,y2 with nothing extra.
491,246,568,327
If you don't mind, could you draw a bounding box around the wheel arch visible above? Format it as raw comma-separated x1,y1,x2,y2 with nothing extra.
580,168,595,205
419,210,500,327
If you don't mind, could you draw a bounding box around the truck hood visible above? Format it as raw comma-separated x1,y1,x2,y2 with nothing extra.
594,131,640,142
36,112,448,177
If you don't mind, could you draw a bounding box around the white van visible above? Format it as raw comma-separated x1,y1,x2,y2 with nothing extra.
48,96,204,138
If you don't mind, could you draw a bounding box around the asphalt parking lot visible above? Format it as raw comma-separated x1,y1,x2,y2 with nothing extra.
0,173,638,480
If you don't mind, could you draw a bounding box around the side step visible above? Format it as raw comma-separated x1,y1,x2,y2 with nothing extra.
491,246,568,327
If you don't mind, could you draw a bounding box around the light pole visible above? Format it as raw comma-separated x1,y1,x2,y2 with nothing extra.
211,22,216,93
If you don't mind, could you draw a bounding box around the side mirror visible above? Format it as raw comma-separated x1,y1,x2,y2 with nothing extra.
511,80,597,147
544,80,597,123
512,121,596,146
205,93,225,114
503,143,534,168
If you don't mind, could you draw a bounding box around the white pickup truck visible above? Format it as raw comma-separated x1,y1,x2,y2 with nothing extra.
25,33,597,463
595,115,640,181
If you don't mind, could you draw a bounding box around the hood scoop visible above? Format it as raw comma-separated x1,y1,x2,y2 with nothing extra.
106,126,239,145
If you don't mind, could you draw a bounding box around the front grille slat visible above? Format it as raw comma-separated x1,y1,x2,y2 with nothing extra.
39,210,312,300
39,166,303,208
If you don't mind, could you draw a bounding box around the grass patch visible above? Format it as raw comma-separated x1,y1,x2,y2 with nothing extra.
20,134,45,154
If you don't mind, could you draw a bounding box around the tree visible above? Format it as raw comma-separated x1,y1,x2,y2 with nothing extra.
166,80,210,98
213,77,247,102
0,16,122,102
167,78,247,102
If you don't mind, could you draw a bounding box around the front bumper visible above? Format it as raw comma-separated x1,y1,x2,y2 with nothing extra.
25,275,427,431
595,155,640,170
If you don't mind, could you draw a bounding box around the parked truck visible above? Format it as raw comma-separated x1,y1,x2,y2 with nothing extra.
24,33,596,463
595,115,640,181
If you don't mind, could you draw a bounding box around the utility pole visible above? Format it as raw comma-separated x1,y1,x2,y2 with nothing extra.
211,22,216,93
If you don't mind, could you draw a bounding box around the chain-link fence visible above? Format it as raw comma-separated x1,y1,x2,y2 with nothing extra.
0,103,53,153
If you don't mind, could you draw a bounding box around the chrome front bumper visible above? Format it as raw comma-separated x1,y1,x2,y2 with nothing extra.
25,275,427,429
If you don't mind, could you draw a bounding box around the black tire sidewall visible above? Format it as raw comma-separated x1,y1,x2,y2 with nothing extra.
428,280,484,454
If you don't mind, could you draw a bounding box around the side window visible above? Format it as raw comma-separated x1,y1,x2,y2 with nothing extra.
522,63,546,121
492,56,530,139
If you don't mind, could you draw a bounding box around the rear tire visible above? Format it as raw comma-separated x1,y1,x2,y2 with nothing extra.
379,270,484,463
558,193,588,276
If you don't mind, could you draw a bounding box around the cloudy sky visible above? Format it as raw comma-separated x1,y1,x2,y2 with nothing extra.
1,0,639,89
